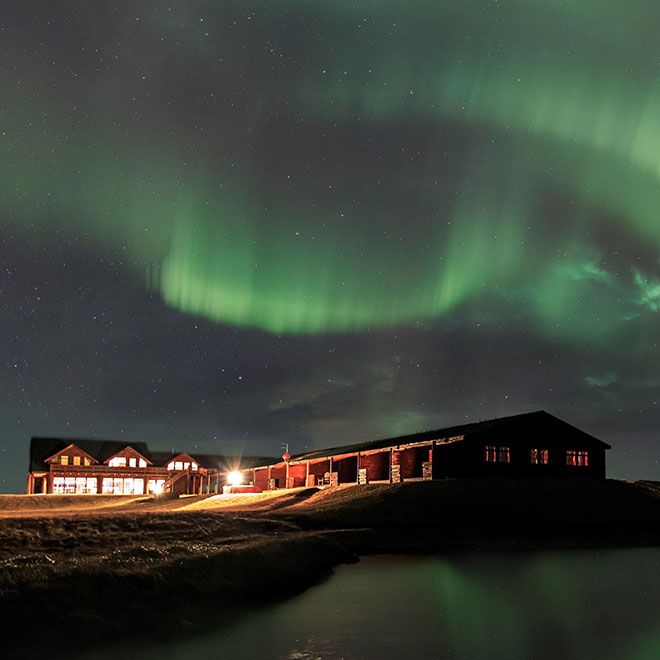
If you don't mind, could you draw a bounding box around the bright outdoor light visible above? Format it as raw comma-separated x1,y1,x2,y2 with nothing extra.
227,471,243,486
152,483,164,495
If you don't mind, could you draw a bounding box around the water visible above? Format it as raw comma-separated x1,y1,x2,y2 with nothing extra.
85,549,660,660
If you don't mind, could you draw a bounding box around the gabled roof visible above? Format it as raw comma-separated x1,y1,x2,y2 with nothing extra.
104,445,152,465
153,452,278,471
29,437,278,472
289,410,610,463
29,438,153,472
43,443,98,465
164,452,198,466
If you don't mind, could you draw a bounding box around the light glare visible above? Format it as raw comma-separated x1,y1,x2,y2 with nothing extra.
227,471,242,486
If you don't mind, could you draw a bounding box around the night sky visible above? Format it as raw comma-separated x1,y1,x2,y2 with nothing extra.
2,1,659,493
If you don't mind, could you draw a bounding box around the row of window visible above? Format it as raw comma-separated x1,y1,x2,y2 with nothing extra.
108,456,148,468
484,446,589,466
167,461,199,471
52,477,166,495
57,455,91,466
54,455,198,470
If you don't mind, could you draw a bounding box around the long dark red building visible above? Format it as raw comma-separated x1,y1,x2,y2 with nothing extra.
245,411,610,490
27,411,610,495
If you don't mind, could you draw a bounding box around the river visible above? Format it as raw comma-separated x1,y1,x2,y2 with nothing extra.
85,548,660,660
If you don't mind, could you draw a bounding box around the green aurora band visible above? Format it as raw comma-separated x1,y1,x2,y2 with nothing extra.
3,1,660,334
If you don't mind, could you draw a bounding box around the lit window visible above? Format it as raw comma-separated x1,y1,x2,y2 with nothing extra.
73,456,81,466
497,447,510,463
484,446,497,462
129,458,137,468
84,457,91,466
64,477,76,494
167,462,174,470
120,478,144,495
191,463,198,471
139,459,147,468
530,449,549,465
60,455,69,466
175,461,183,470
183,462,190,470
568,450,589,466
52,477,66,494
108,456,127,467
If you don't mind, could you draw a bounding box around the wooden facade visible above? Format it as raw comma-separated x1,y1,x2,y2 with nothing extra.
27,411,611,496
27,438,273,495
246,411,611,490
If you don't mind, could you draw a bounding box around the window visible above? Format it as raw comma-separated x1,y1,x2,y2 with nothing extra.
168,459,193,470
53,477,77,494
55,477,97,494
123,478,144,495
484,446,497,462
567,450,589,466
108,456,127,468
129,457,137,468
530,449,549,465
101,477,145,494
60,455,69,466
139,459,147,468
84,457,91,466
566,450,589,466
498,447,511,463
75,477,97,494
73,456,81,466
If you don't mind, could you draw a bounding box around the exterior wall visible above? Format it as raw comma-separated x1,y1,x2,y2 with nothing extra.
394,446,431,479
28,414,608,494
360,451,390,482
254,468,270,491
288,463,308,488
29,464,212,495
334,456,358,484
465,421,608,478
259,419,608,489
307,459,331,485
269,465,287,489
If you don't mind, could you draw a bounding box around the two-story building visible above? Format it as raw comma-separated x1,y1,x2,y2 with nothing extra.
27,437,272,495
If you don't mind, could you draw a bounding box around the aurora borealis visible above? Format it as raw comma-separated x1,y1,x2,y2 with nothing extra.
1,1,660,490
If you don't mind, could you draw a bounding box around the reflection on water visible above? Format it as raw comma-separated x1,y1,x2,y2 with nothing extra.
85,548,660,660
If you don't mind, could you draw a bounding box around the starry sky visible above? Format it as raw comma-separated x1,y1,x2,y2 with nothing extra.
1,1,659,492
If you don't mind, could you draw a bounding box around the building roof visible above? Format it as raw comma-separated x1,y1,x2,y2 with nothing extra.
288,410,610,463
29,437,277,472
149,451,277,471
29,438,153,472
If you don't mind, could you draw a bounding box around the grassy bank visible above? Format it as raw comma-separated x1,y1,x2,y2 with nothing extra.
2,478,660,658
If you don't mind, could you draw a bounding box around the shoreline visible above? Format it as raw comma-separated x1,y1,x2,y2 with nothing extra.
3,478,660,658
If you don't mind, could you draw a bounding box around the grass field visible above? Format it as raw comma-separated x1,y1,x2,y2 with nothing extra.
2,478,660,659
